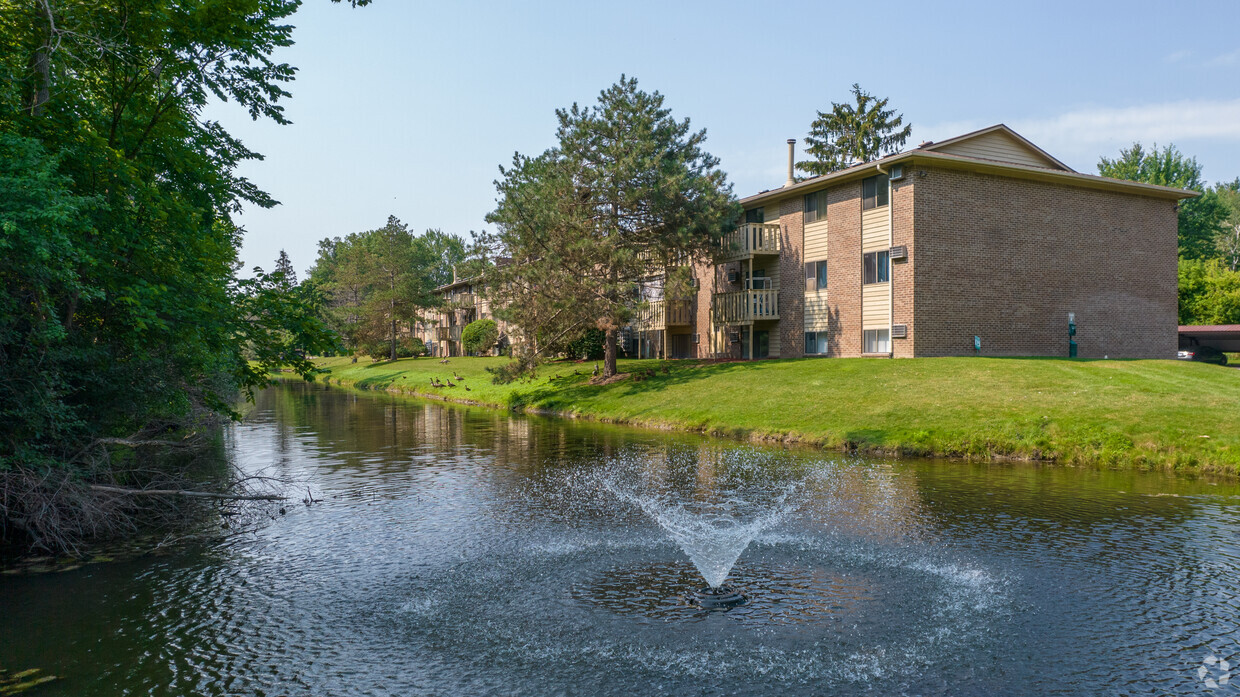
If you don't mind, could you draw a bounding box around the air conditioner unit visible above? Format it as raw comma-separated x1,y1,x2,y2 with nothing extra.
891,324,908,339
691,334,700,344
890,245,908,261
728,331,740,344
726,270,739,284
889,164,905,181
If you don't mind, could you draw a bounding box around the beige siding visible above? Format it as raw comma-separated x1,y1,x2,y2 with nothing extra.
861,207,889,252
762,321,781,358
935,130,1057,169
805,220,829,260
804,292,829,332
804,208,830,334
862,283,890,328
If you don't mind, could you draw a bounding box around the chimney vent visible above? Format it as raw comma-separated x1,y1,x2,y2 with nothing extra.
784,139,796,187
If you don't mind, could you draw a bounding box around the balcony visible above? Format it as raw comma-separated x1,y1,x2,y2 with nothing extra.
435,326,462,342
716,223,781,263
632,299,693,330
447,292,474,309
712,289,779,324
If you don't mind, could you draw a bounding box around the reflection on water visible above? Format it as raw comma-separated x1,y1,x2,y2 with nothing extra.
1,380,1238,696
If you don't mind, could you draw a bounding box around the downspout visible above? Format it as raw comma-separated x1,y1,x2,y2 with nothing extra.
875,163,895,354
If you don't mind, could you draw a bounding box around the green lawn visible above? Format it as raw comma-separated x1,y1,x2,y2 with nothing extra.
305,355,1240,473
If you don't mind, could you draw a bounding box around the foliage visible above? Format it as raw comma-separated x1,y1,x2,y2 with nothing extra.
797,83,912,176
461,319,499,355
482,76,740,378
0,0,360,551
1213,178,1240,270
306,218,464,361
566,328,605,360
407,337,428,358
1178,258,1240,325
1098,143,1231,260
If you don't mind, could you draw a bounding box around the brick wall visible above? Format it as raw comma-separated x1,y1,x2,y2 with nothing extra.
825,182,863,357
777,197,805,358
692,259,713,358
911,166,1178,358
891,175,916,357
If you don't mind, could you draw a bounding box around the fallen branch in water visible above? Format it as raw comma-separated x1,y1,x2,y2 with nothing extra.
89,485,287,501
93,437,197,448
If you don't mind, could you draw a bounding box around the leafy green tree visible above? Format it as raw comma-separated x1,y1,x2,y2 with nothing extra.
306,219,464,361
798,83,912,176
461,319,499,355
420,228,469,287
484,76,739,378
1213,178,1240,271
1098,144,1231,260
407,337,428,357
0,0,360,550
1178,259,1240,325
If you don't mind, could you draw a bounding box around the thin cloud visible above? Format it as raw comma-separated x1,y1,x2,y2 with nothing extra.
1164,49,1191,64
1207,48,1240,66
914,99,1240,173
1013,98,1240,146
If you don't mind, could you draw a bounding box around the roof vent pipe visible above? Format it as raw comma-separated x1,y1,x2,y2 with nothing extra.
785,139,796,188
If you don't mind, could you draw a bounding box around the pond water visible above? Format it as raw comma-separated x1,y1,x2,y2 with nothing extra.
2,380,1239,695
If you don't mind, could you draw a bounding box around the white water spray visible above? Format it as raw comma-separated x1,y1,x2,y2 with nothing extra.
597,460,806,588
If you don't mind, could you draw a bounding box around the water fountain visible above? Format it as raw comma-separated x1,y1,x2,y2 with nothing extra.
596,451,814,609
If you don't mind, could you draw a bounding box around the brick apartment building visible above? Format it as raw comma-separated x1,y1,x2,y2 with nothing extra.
631,124,1195,360
423,125,1193,361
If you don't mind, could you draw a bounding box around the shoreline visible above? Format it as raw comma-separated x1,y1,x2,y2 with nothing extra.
295,355,1240,476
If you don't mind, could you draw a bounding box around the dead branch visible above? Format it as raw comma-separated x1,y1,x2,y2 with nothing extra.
88,485,287,501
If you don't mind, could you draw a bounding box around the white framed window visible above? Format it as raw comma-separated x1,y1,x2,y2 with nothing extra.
863,251,890,285
805,260,827,292
864,329,890,354
804,331,828,355
803,190,828,224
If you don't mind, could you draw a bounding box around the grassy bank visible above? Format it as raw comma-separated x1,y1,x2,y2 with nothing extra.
306,355,1240,474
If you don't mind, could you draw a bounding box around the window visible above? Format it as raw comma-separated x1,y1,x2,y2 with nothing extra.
744,207,765,224
862,173,890,210
803,190,828,224
805,260,827,292
863,251,890,284
804,331,829,355
751,268,769,289
864,329,891,354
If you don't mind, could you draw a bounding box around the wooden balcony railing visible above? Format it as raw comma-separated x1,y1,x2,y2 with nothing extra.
435,326,463,342
632,299,693,329
712,289,779,324
447,292,474,309
716,223,781,262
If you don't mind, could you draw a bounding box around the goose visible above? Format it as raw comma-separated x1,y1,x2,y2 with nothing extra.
446,379,456,387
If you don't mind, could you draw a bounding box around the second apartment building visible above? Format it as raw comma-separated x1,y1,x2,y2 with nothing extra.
688,124,1192,360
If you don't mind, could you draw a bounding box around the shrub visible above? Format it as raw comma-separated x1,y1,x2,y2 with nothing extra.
567,328,605,360
408,337,428,357
462,319,499,355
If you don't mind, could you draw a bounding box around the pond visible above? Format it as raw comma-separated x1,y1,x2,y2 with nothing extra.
2,380,1239,695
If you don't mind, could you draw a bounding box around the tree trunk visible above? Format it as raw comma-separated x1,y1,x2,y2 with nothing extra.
27,1,53,116
604,327,617,377
390,311,397,362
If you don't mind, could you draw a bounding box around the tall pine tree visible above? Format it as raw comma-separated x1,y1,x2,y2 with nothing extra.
483,76,739,379
798,84,912,176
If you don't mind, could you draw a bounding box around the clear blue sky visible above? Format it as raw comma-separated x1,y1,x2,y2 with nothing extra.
209,0,1240,276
